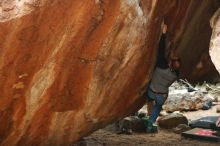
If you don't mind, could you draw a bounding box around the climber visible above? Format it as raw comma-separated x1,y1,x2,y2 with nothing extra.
145,24,181,133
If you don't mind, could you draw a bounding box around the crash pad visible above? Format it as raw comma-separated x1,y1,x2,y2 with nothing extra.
182,128,220,142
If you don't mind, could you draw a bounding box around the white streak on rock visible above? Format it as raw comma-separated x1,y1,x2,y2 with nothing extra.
0,0,45,22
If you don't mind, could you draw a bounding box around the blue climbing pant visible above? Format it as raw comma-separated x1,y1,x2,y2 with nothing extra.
147,88,168,123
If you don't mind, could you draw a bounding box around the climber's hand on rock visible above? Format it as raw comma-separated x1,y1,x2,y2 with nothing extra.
162,24,167,34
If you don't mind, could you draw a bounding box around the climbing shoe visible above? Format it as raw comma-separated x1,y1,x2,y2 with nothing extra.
146,121,158,133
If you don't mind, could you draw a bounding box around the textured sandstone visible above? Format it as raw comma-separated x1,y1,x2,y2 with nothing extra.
0,0,165,145
165,0,220,82
0,0,220,146
158,113,188,129
163,91,213,112
210,8,220,74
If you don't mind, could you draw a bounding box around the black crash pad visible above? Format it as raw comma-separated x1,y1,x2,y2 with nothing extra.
182,128,220,142
189,116,219,130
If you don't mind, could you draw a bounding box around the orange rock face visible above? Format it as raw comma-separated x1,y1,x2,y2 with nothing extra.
0,0,167,145
0,0,219,145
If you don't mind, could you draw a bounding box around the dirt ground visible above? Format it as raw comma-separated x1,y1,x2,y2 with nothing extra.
74,83,220,146
75,104,220,146
81,129,219,146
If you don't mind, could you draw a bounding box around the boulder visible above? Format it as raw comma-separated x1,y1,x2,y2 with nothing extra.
0,0,169,145
0,0,220,145
117,116,145,134
163,91,213,112
158,113,188,129
166,0,220,83
169,0,220,83
210,8,220,75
